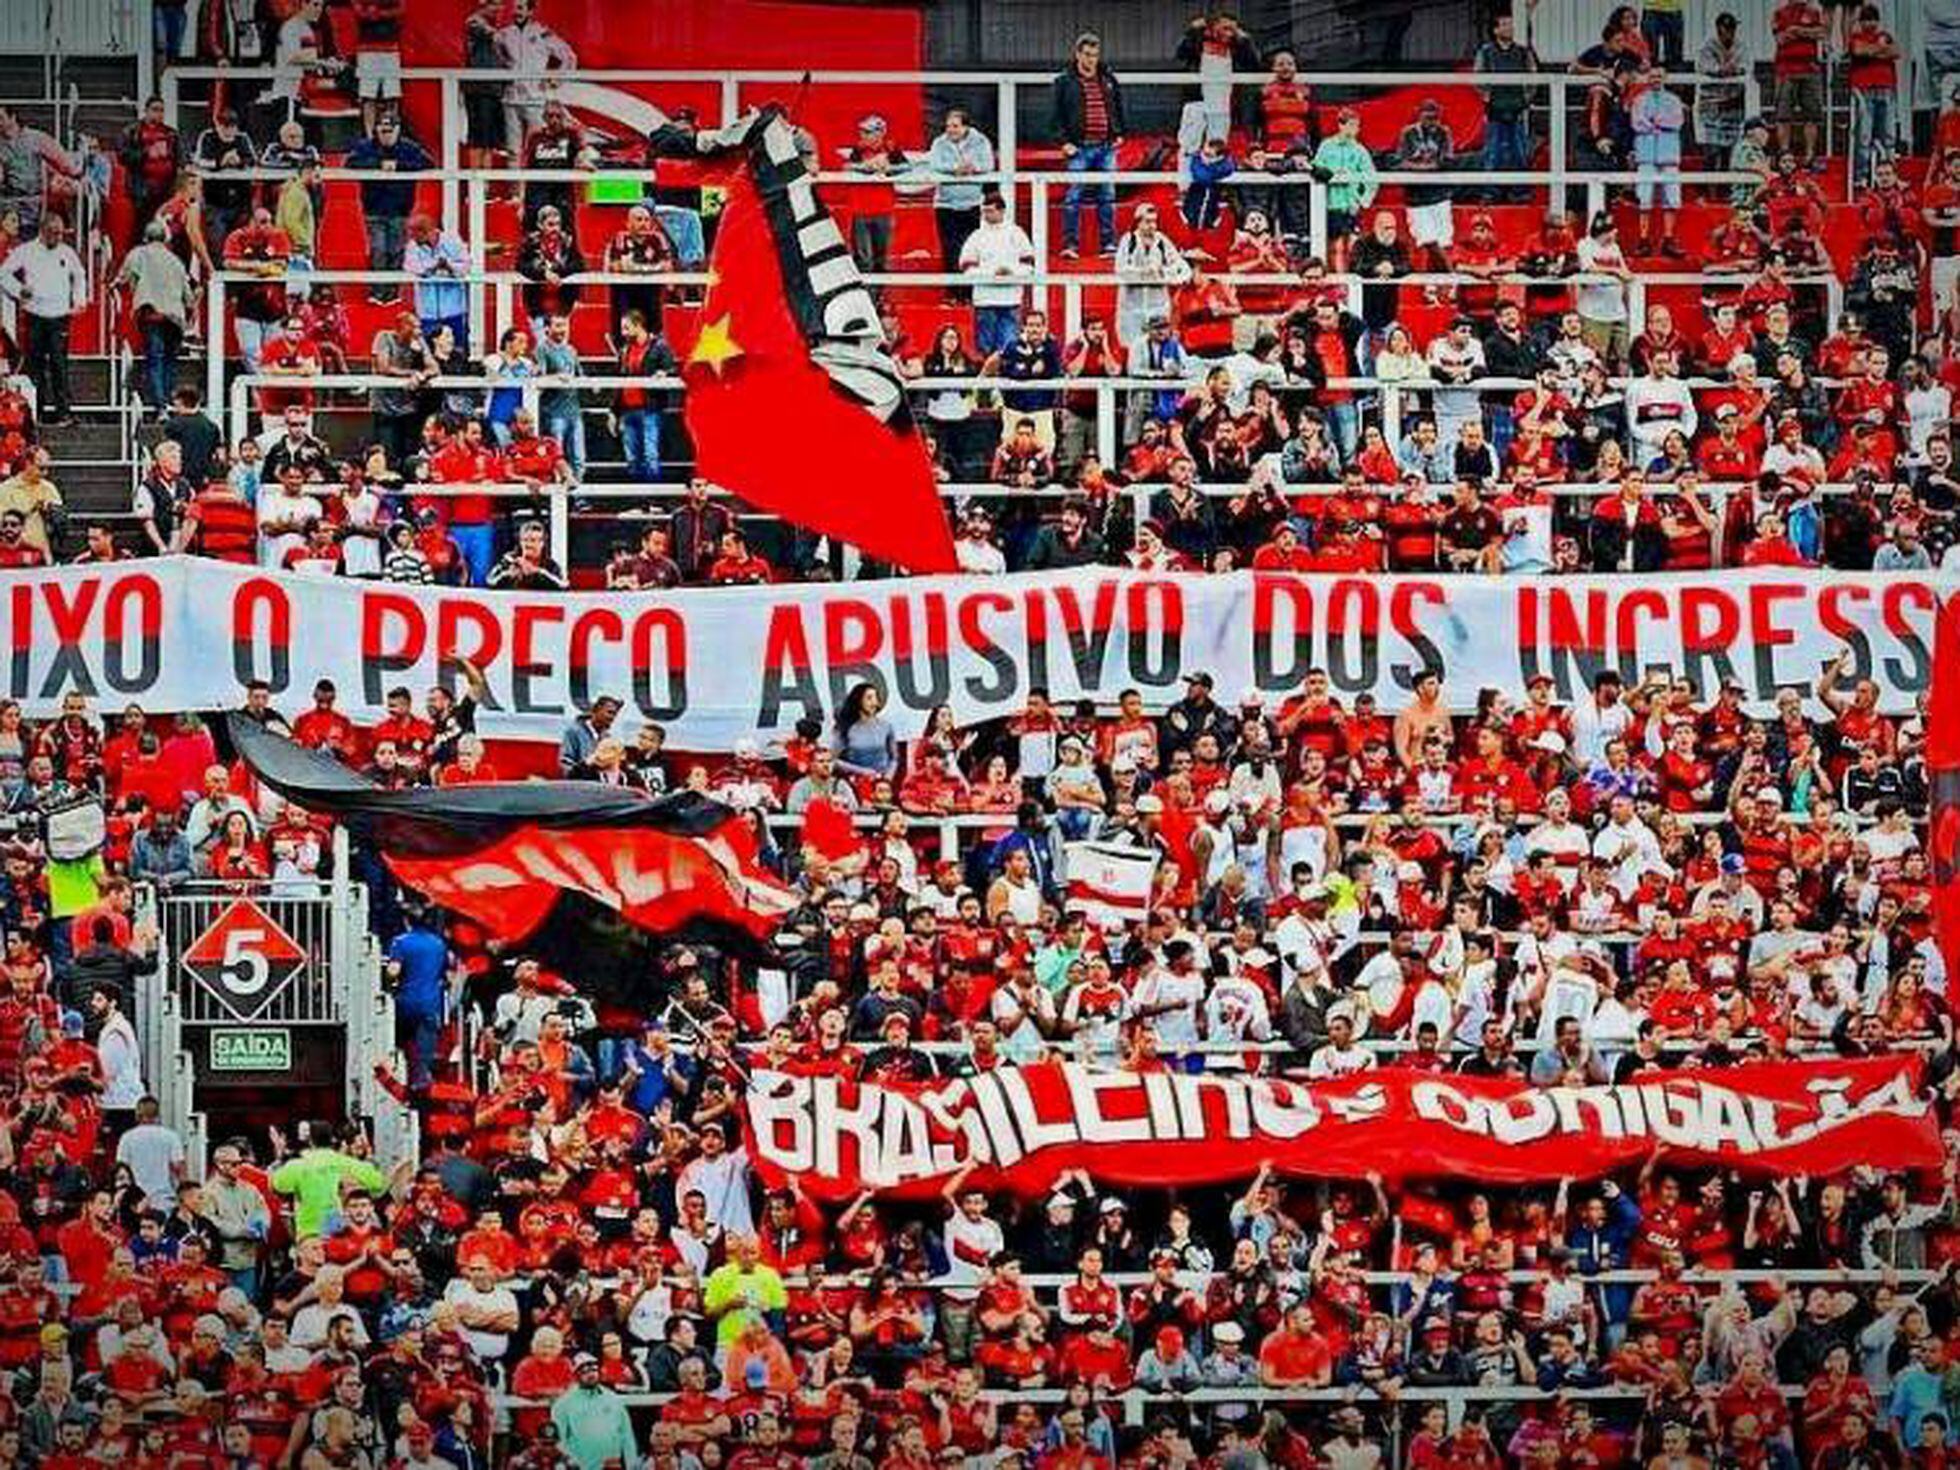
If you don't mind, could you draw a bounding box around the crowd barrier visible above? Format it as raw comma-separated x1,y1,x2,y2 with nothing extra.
157,62,1776,239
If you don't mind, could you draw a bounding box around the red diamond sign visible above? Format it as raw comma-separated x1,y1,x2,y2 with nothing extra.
180,900,308,1021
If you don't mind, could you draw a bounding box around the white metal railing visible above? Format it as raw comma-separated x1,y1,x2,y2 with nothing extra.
132,889,209,1179
330,825,420,1173
156,62,1776,249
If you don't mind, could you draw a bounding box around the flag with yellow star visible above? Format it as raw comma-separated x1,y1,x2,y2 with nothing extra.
679,109,956,573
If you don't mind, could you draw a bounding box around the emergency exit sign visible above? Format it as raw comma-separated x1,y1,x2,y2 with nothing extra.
209,1028,293,1073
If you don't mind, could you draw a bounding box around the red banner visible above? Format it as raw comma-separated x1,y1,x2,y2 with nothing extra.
745,1057,1943,1200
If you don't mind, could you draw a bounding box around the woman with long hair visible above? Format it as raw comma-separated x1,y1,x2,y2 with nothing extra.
207,810,267,885
920,322,984,479
833,681,897,781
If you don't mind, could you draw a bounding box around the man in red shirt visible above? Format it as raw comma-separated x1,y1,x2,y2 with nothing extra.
117,96,182,226
220,207,295,374
0,511,46,568
427,416,505,586
1258,1301,1334,1387
369,687,434,775
502,408,574,493
706,528,774,586
1738,510,1810,566
255,305,322,416
1770,0,1826,165
1697,403,1760,483
291,680,359,760
1250,521,1314,571
660,1356,732,1450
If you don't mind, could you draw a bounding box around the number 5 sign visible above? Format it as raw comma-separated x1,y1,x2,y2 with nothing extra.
180,900,307,1021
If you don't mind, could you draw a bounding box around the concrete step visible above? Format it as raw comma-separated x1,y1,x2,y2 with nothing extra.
52,461,130,518
66,358,113,404
63,57,138,101
39,416,124,461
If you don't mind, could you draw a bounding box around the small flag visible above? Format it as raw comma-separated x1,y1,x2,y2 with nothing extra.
1064,841,1161,931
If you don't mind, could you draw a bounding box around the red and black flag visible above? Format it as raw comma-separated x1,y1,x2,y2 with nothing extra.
670,108,957,573
228,715,796,947
1930,594,1960,983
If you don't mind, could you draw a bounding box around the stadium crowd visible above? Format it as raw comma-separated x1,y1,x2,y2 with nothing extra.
0,0,1951,1467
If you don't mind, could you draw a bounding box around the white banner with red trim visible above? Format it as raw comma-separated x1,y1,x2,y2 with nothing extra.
0,559,1942,749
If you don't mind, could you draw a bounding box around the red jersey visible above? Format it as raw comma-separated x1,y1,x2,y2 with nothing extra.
1772,1,1824,75
427,440,506,525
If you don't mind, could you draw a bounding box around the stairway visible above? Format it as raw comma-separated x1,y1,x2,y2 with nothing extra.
33,352,146,546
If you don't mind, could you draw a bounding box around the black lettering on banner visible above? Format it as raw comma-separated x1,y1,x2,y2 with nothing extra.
1880,582,1932,694
6,589,24,701
1325,581,1377,695
1124,581,1181,687
230,579,292,694
889,596,951,712
568,607,623,714
1546,587,1609,703
1389,583,1446,692
508,604,564,717
1252,578,1311,693
38,578,99,698
1677,586,1743,697
1054,582,1117,688
360,592,426,706
102,575,161,695
630,610,688,721
957,592,1018,705
757,607,824,730
824,600,889,716
1748,581,1804,696
1818,585,1873,685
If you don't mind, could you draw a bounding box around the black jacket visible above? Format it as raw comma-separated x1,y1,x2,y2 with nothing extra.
1050,65,1127,147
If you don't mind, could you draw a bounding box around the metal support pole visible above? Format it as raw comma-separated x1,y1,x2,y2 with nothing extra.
996,78,1017,192
204,275,225,421
1029,181,1049,324
1548,78,1569,221
467,179,488,352
548,486,570,570
228,373,249,454
719,77,741,127
1308,184,1327,263
440,78,463,237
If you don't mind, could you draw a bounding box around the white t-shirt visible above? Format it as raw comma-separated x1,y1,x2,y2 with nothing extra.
1591,816,1663,898
115,1123,185,1208
1306,1042,1377,1079
1524,819,1590,892
1129,965,1204,1047
98,1014,145,1110
442,1278,518,1360
942,1212,1005,1299
1575,237,1629,322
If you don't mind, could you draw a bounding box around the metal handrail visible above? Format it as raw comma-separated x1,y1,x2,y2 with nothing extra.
156,64,1749,91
